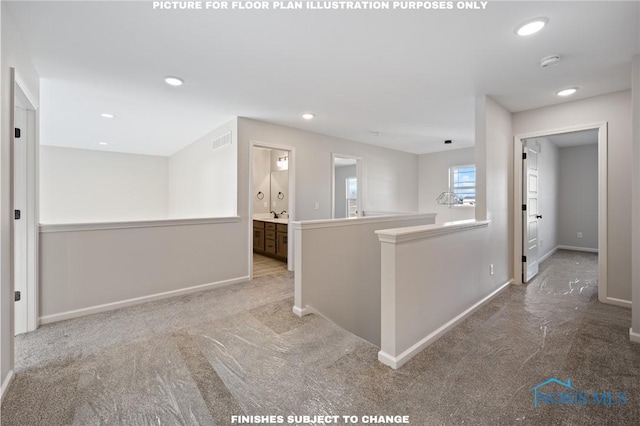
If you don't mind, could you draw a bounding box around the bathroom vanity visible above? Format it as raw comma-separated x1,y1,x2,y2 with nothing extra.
253,218,288,260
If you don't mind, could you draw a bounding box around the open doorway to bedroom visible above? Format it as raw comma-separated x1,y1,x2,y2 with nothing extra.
514,122,611,306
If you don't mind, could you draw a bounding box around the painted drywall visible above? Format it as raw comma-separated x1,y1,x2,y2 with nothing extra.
418,148,475,224
334,164,356,218
252,147,270,215
536,138,559,259
293,214,436,346
39,220,246,320
513,91,632,302
1,3,40,397
558,144,598,250
39,146,169,223
631,54,640,338
168,118,237,218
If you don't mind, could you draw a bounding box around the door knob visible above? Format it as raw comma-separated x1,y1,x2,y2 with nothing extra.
536,215,542,219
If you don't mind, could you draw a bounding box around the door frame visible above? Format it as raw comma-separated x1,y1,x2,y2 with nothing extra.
248,140,296,277
513,122,612,305
331,153,362,219
11,69,40,333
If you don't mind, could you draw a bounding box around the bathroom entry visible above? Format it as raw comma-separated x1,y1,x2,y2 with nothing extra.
332,154,362,218
251,146,291,277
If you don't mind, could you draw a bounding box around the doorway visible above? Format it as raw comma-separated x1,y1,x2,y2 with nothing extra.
249,142,295,279
514,122,611,305
12,70,39,335
331,154,362,219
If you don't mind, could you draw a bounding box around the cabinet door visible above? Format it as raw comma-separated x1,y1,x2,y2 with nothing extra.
277,232,288,258
253,228,265,251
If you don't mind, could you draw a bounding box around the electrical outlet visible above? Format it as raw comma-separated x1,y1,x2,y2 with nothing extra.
577,232,583,238
490,264,494,275
314,202,319,210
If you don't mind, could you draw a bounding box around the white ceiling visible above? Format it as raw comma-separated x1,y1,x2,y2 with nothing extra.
6,1,640,156
545,129,598,148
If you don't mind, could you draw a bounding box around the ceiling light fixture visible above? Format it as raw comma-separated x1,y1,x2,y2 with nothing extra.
98,142,108,146
164,76,184,86
515,18,548,36
556,87,578,97
302,113,314,120
100,113,115,118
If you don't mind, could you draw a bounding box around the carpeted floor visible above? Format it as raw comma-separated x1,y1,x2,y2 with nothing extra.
2,250,639,425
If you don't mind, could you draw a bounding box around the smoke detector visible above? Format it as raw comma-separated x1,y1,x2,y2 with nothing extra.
540,55,561,68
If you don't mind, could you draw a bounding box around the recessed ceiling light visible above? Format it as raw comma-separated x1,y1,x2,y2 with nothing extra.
100,113,115,118
556,87,578,97
164,76,184,86
302,113,314,120
98,142,108,146
515,18,548,36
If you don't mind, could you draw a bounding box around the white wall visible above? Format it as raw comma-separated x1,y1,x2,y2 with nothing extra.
334,164,356,218
39,219,246,322
536,138,559,260
39,146,169,223
513,91,632,302
252,147,270,215
293,214,436,346
558,144,598,250
1,3,40,399
631,53,640,339
168,118,237,218
418,148,475,224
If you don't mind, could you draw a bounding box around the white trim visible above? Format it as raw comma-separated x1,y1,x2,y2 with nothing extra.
292,213,437,231
603,297,632,308
292,305,312,317
249,140,296,275
39,276,249,324
378,280,512,369
1,370,15,404
39,216,239,233
538,246,558,264
630,328,640,343
556,245,598,253
375,219,489,244
513,122,608,303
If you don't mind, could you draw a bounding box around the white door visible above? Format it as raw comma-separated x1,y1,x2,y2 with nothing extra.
14,106,28,335
523,139,541,282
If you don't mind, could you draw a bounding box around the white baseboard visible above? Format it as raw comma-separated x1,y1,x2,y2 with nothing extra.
39,276,250,325
538,247,559,264
292,305,312,317
378,279,512,369
602,296,632,308
556,245,598,253
630,328,640,343
1,370,15,404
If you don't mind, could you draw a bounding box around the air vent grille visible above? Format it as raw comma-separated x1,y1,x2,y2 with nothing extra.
212,131,232,150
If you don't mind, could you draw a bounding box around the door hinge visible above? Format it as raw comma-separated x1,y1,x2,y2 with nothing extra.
15,128,21,139
522,204,526,211
522,255,527,262
14,210,21,220
14,291,21,301
522,152,527,160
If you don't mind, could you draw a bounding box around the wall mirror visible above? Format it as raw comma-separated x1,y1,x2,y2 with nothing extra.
253,147,289,217
332,153,362,219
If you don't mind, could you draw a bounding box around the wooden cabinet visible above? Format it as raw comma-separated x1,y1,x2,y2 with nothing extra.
277,224,288,258
253,221,265,251
253,220,287,260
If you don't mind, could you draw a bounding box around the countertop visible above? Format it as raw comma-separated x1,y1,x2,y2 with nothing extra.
253,217,289,225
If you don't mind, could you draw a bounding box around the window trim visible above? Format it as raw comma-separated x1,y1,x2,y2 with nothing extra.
449,164,476,208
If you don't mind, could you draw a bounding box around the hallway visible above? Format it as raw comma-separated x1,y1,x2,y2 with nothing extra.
2,250,639,425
